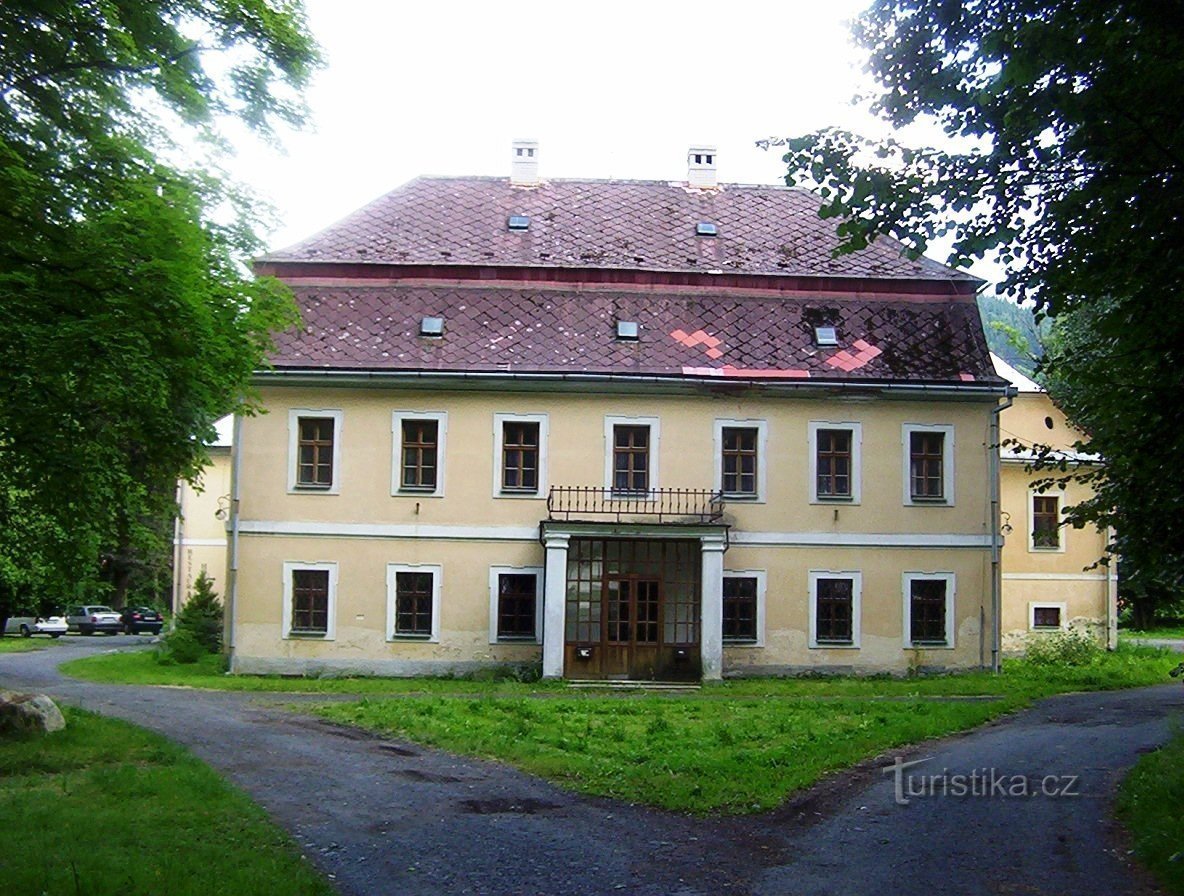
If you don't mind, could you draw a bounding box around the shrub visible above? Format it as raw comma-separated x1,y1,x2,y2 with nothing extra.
1025,627,1103,666
155,628,206,665
176,571,223,654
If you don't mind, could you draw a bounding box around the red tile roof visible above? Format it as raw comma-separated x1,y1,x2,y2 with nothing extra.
263,177,977,283
270,283,1000,385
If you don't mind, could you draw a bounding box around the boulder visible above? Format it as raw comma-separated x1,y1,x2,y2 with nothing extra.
0,689,66,737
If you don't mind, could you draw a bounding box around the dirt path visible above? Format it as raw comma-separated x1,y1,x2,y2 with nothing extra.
2,638,1178,895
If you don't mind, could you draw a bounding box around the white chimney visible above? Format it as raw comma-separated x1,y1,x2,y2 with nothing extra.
511,139,540,186
687,145,718,189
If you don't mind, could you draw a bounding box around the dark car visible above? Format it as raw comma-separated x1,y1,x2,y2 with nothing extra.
119,607,164,635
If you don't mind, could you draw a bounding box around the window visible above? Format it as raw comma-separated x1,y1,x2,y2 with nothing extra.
903,572,955,648
282,562,337,639
288,409,343,494
715,420,767,501
1031,493,1062,550
387,564,442,641
488,568,543,642
502,422,539,492
392,412,447,496
809,571,862,647
902,424,954,505
1029,602,1066,630
605,417,660,495
722,571,765,646
810,422,862,503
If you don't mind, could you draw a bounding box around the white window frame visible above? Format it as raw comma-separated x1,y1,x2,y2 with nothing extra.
386,563,442,642
808,570,863,649
713,419,768,502
492,414,549,499
488,566,545,644
722,569,766,647
1028,490,1066,553
287,409,344,494
902,571,956,649
604,416,661,494
1028,601,1068,631
281,561,337,640
902,423,955,506
391,411,448,497
808,421,863,504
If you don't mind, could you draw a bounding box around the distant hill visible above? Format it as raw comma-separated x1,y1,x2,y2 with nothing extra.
977,293,1048,378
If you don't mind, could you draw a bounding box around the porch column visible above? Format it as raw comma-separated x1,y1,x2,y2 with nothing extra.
542,532,570,679
700,533,726,681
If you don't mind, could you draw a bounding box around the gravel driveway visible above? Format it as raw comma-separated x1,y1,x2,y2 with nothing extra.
2,638,1179,896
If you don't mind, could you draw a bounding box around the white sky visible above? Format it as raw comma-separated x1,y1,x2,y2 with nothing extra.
225,0,996,282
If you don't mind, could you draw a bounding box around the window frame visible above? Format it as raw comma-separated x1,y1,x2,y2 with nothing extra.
808,570,862,649
902,424,955,506
902,571,956,649
492,414,549,498
722,570,766,647
386,563,442,642
391,411,447,497
604,416,660,496
713,419,767,502
281,561,337,640
487,566,544,644
809,421,862,504
287,409,343,495
1029,602,1067,631
1028,491,1065,552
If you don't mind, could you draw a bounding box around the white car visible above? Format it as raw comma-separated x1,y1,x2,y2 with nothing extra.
4,615,68,638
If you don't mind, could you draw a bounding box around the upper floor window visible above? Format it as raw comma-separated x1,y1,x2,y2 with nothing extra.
715,421,766,500
903,572,955,648
810,422,862,503
387,564,442,642
392,411,447,497
502,422,539,493
288,409,343,494
1031,493,1062,550
902,424,954,505
605,417,659,495
282,561,337,639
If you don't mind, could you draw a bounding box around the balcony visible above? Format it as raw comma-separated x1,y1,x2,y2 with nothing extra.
546,487,725,525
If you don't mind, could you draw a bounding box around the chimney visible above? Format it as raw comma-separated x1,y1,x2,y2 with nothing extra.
511,139,539,186
687,145,718,189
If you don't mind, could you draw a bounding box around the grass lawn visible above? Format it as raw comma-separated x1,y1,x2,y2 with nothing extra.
1117,729,1184,895
1122,625,1184,640
0,707,333,896
0,634,63,654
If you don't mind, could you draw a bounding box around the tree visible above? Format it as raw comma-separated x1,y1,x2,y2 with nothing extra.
769,1,1184,617
0,2,319,602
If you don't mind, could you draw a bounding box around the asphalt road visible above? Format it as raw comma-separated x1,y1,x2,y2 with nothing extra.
2,637,1179,896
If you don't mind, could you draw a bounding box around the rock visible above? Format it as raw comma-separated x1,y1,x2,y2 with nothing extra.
0,689,66,737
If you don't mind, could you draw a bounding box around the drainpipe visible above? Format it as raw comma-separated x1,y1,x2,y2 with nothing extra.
226,414,243,658
1105,526,1119,650
172,480,185,619
989,388,1017,673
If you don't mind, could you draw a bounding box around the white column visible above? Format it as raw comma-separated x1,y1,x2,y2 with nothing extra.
542,532,570,679
700,533,726,681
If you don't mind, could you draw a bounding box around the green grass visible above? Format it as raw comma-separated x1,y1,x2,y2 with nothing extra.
0,707,333,896
1122,625,1184,639
0,634,62,653
1117,729,1184,895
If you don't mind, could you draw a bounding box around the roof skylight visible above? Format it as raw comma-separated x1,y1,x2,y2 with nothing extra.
814,326,838,347
616,320,639,340
507,215,530,231
420,316,444,337
696,221,718,237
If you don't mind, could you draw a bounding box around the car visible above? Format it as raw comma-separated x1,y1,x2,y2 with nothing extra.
119,606,164,635
65,605,123,635
3,615,68,638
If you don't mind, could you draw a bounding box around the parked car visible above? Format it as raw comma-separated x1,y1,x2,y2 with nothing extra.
3,615,68,638
119,606,164,635
65,605,122,635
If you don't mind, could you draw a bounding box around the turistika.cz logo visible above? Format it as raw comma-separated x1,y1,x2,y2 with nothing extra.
882,756,1081,806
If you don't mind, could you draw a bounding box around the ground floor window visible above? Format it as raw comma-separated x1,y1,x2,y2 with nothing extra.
490,569,541,642
387,564,441,641
282,561,337,639
810,571,861,647
1029,602,1066,630
722,575,758,643
904,572,955,647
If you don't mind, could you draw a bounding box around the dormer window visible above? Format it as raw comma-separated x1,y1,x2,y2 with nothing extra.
696,221,718,237
814,326,838,347
507,215,530,231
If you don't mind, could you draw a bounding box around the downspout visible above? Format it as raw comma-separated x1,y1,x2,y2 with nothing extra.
989,388,1017,673
1105,526,1119,650
226,414,244,660
172,480,185,619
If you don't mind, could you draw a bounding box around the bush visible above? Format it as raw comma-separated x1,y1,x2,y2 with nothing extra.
176,571,223,654
1025,627,1103,666
155,628,206,665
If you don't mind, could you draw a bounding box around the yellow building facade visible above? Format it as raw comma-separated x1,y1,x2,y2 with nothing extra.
172,416,232,612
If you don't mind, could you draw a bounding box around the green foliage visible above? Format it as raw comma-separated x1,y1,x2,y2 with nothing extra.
0,2,318,603
976,292,1048,378
156,627,207,665
770,1,1184,617
1023,628,1103,666
175,570,224,654
1117,729,1184,895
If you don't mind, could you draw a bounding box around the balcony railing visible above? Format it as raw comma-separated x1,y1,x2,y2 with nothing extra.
546,486,725,524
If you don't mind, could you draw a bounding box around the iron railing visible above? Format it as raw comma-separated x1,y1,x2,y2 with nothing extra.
546,486,725,524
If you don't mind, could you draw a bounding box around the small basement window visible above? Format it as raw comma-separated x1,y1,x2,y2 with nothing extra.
814,326,838,347
420,316,444,337
616,320,639,340
507,215,530,231
696,221,718,237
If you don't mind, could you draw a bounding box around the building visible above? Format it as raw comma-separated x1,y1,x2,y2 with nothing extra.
172,416,233,613
226,143,1010,680
994,355,1117,651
